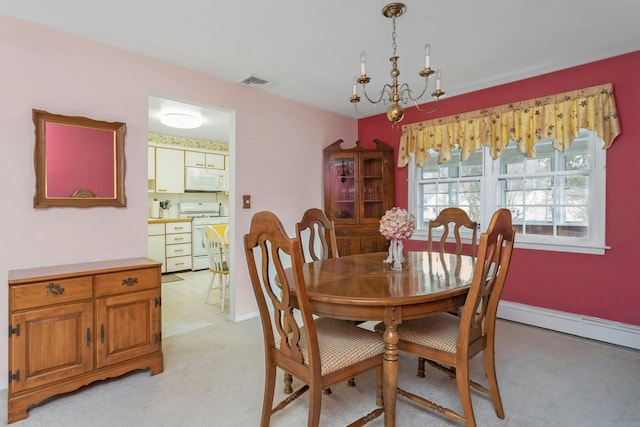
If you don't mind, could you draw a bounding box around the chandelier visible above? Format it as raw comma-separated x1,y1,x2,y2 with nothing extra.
349,3,444,126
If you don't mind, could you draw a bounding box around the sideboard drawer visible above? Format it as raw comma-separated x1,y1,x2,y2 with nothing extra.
94,267,159,297
11,277,93,311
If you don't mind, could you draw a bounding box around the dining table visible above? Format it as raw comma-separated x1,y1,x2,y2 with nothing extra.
283,250,476,427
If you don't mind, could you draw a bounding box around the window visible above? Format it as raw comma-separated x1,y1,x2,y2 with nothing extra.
409,130,606,254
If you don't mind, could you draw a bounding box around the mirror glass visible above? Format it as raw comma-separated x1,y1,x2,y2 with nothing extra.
33,109,126,208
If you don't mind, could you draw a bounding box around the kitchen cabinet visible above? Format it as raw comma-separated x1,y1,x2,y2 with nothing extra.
323,139,394,256
225,155,230,193
165,221,192,272
148,223,166,272
154,147,184,193
7,258,163,423
185,150,225,169
147,219,192,273
148,146,155,180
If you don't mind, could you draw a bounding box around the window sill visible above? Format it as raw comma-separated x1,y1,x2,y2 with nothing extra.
410,230,608,255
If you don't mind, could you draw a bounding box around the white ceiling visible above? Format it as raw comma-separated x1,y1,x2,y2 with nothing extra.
3,1,640,142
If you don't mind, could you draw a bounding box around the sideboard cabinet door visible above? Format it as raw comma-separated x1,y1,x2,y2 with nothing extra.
9,301,94,394
96,289,161,367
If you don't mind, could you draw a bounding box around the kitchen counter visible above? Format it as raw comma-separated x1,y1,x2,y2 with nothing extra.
148,217,192,224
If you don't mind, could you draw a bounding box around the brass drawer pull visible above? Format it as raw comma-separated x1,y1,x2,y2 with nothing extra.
46,282,65,295
122,277,138,287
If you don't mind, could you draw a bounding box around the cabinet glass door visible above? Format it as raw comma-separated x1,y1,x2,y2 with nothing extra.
331,155,357,223
362,153,386,221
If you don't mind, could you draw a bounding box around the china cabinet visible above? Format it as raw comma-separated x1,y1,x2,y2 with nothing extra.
323,139,394,256
7,258,163,423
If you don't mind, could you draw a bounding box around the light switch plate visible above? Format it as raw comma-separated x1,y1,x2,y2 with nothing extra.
243,195,251,209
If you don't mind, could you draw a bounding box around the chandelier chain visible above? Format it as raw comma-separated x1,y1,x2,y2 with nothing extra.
391,17,398,57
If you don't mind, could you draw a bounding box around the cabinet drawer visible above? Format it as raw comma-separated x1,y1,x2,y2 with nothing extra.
166,232,191,245
94,267,159,297
11,277,93,311
205,153,225,169
166,243,191,257
166,256,192,272
166,222,191,234
148,223,164,235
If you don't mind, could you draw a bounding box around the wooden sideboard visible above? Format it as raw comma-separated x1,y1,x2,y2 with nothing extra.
7,258,164,423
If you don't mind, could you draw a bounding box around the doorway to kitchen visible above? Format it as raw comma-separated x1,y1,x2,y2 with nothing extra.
147,95,235,337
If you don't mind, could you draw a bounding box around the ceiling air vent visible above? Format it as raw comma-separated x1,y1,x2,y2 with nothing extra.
237,75,272,89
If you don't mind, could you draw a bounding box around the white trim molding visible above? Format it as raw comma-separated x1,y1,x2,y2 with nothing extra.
498,301,640,350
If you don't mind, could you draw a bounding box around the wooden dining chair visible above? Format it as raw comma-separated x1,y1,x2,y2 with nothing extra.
244,211,384,427
295,208,339,262
203,225,229,311
295,208,354,394
422,207,479,369
428,207,478,257
376,208,514,427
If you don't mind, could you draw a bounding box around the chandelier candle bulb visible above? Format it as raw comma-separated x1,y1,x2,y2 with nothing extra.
425,44,431,69
353,77,358,96
360,51,367,76
436,69,441,90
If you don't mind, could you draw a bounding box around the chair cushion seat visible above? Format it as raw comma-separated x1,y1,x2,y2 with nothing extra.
298,318,383,375
375,313,460,354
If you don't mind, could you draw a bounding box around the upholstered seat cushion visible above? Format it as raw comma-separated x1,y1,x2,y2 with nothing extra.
374,313,460,354
296,318,383,375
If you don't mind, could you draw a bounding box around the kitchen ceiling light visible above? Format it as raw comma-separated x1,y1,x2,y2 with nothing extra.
160,113,202,129
350,2,445,127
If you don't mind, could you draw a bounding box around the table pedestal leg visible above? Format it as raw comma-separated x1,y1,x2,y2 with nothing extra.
383,323,399,427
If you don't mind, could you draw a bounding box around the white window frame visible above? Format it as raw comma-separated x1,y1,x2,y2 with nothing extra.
408,130,607,255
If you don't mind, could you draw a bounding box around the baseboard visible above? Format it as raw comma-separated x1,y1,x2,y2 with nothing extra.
498,301,640,350
230,303,640,350
232,310,259,323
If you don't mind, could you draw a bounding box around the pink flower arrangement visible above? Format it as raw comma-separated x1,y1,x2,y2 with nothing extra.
379,207,416,240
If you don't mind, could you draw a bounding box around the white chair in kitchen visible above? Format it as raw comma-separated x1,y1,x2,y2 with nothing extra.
203,225,229,311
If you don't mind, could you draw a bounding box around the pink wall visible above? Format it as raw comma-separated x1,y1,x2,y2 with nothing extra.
0,14,357,389
358,51,640,327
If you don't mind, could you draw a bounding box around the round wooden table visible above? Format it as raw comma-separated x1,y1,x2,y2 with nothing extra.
285,251,475,427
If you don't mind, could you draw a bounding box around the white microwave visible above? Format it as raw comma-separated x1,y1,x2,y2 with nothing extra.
185,167,226,192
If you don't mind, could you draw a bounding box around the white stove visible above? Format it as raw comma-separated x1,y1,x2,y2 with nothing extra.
179,202,229,271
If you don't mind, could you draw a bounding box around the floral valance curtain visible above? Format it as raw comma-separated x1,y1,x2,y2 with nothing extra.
398,83,621,167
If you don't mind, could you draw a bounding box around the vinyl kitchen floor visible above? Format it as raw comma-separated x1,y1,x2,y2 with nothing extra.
161,269,230,338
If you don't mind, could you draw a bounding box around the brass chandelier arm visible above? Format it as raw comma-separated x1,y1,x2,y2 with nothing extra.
353,101,380,117
413,96,442,114
361,82,394,105
400,80,432,104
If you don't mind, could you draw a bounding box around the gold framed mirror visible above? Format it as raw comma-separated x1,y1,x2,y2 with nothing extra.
33,109,126,208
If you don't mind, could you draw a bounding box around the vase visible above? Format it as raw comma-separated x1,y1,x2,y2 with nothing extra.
384,238,404,270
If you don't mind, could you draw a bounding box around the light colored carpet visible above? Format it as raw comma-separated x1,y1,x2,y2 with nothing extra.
2,317,639,426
